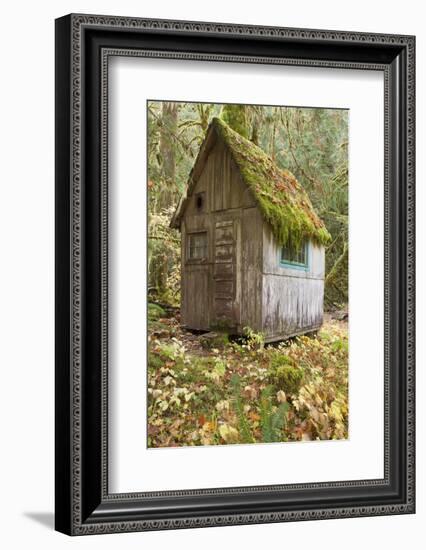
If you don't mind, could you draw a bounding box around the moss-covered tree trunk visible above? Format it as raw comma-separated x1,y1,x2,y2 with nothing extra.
325,242,348,308
159,102,178,209
220,104,249,139
152,102,179,296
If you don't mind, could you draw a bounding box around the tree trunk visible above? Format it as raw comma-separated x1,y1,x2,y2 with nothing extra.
159,102,178,209
220,104,249,139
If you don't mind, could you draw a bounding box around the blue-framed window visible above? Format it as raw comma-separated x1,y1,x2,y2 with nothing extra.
280,242,309,270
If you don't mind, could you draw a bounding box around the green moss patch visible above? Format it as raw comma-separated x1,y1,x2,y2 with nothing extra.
148,302,166,322
268,359,304,396
212,117,331,248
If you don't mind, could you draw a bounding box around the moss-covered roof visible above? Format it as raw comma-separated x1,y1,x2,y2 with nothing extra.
211,117,331,248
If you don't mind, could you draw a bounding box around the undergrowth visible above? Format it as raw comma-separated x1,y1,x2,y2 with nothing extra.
147,317,348,447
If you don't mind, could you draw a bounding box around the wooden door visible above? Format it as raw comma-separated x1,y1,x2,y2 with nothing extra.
213,219,240,328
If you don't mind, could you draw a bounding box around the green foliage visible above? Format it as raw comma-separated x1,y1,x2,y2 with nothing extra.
268,357,304,396
257,107,348,305
325,242,348,308
205,357,227,383
147,100,348,310
212,118,331,248
243,326,265,351
155,338,187,364
148,312,348,447
332,336,348,353
259,386,290,443
230,374,255,444
148,352,163,370
148,303,166,322
148,208,181,305
147,100,349,445
220,104,250,139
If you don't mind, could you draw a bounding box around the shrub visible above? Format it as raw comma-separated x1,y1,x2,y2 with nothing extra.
270,353,295,369
148,352,163,370
268,354,304,396
243,326,265,351
148,302,166,321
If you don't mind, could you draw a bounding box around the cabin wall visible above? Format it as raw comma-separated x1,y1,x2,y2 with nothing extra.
181,139,257,331
261,225,325,340
240,207,263,332
180,136,325,339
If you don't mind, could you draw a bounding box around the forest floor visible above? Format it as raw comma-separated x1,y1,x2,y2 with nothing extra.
147,305,349,448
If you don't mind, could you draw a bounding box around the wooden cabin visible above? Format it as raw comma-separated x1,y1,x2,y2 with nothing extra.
171,118,331,342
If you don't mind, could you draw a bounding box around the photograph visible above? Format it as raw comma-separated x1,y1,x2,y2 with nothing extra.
52,9,414,539
147,101,349,448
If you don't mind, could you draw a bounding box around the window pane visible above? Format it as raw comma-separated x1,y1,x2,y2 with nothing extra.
189,232,207,260
281,242,307,266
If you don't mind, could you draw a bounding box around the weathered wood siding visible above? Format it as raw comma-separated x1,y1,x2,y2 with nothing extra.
261,225,325,341
181,138,256,331
240,207,263,332
180,154,212,329
180,135,325,339
212,217,240,328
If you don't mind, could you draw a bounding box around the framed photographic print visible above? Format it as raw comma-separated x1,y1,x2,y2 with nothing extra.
55,14,415,535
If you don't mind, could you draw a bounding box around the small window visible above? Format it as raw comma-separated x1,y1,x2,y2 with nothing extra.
195,192,205,212
188,232,208,260
280,242,308,269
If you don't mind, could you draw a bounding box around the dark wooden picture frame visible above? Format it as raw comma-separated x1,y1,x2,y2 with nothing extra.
55,13,415,535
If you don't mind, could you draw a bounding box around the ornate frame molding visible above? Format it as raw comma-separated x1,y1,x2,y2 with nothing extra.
55,14,415,536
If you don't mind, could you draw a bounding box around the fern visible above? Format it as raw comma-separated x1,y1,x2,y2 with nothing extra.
230,374,254,444
260,386,289,443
